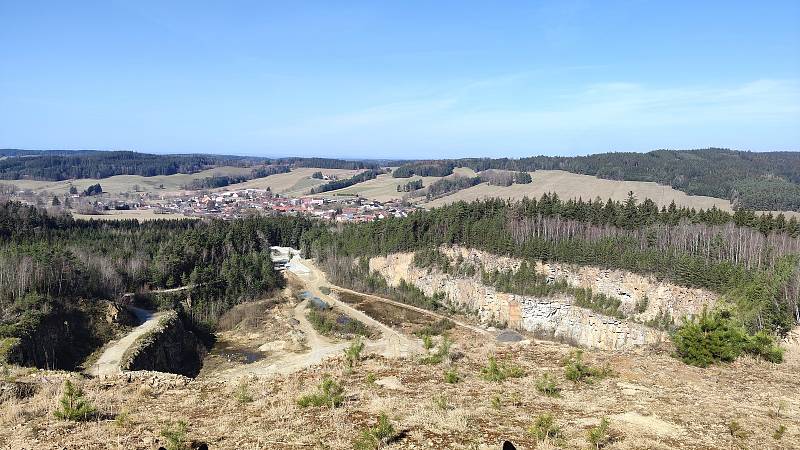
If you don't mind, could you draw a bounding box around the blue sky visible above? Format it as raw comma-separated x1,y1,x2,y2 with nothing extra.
1,1,799,158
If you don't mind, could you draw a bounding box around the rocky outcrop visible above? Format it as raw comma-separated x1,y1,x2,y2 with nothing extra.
120,311,206,377
369,250,676,350
439,246,718,322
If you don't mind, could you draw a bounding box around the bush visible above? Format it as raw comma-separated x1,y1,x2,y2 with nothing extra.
54,380,96,421
444,368,460,384
673,309,784,367
414,318,455,337
344,338,365,369
528,413,561,442
422,335,434,350
353,412,396,450
297,376,345,408
420,336,452,365
160,420,188,450
563,350,611,383
587,418,612,449
535,373,561,397
480,356,525,382
235,380,254,404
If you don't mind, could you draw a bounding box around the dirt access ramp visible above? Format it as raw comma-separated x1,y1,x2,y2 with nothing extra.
87,307,165,377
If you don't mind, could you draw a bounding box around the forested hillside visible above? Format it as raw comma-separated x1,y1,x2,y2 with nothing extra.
0,150,263,180
393,149,800,211
0,202,314,368
0,150,375,181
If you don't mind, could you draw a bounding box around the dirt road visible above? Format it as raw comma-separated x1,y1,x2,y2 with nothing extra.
299,257,424,358
213,255,424,380
89,307,164,377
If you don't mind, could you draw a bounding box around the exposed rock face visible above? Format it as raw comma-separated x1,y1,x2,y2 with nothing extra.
439,246,718,322
3,300,123,370
121,311,206,377
368,248,715,350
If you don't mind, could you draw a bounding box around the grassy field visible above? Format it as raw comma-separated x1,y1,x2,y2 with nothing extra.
5,166,253,195
318,167,478,202
424,169,735,211
72,209,192,221
214,167,363,196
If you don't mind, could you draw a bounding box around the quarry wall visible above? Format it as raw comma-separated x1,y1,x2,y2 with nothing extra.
369,247,717,350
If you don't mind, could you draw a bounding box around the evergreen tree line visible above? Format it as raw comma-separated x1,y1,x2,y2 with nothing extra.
397,179,424,192
0,151,252,180
425,176,482,200
392,162,456,178
281,157,380,170
309,170,382,194
302,197,800,335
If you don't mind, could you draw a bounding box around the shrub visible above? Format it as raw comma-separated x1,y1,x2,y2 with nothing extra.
160,420,188,450
480,356,526,382
587,418,612,449
114,409,132,429
528,413,561,442
490,395,502,409
235,380,254,404
353,413,396,450
673,309,784,367
535,373,561,397
297,376,345,408
773,424,786,440
365,372,377,384
727,420,748,440
345,338,365,369
563,350,611,383
420,336,452,365
413,318,455,337
54,380,96,421
444,368,460,384
422,334,434,350
433,395,450,410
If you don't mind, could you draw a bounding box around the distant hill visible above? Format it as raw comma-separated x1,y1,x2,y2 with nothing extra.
393,149,800,211
3,148,799,211
0,150,377,181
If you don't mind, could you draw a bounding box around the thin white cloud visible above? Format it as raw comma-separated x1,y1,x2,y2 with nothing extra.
253,76,800,156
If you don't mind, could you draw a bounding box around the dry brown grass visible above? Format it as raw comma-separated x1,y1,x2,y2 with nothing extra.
3,325,799,449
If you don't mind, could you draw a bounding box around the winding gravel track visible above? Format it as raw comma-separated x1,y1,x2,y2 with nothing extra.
89,307,164,377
